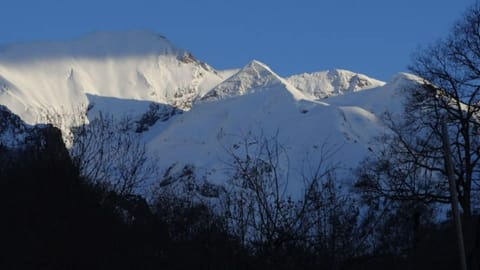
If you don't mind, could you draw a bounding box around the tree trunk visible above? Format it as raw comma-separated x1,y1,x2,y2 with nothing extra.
442,121,468,270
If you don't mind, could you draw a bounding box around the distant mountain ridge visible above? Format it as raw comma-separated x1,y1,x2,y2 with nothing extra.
287,69,385,99
0,31,385,124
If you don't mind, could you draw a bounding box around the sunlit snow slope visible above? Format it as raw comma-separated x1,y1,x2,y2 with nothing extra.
0,30,230,124
145,60,414,196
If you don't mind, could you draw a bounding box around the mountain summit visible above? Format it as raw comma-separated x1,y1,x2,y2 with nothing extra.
201,60,306,102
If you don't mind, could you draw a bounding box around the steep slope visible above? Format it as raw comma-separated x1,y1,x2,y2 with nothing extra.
0,30,228,125
287,69,385,99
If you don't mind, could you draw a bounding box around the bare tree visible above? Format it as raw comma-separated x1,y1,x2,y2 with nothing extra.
355,5,480,269
220,131,363,269
357,4,480,218
69,112,158,196
221,132,295,247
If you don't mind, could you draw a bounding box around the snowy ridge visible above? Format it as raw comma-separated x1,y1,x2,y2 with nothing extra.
287,69,385,99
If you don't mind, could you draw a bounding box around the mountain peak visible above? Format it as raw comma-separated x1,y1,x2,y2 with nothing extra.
238,59,282,82
200,60,286,102
245,59,273,70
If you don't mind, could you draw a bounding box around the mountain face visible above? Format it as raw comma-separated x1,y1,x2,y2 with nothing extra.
0,30,233,125
0,31,417,197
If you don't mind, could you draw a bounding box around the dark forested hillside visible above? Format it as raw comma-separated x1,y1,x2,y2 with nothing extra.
0,121,477,269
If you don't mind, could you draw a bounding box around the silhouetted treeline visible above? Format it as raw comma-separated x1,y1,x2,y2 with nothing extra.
0,124,477,270
0,125,255,269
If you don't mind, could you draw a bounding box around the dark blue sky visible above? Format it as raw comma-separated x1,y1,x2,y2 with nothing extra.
0,0,473,81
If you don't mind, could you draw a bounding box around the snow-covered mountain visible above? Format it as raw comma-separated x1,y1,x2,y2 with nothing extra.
0,31,418,197
0,30,233,125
